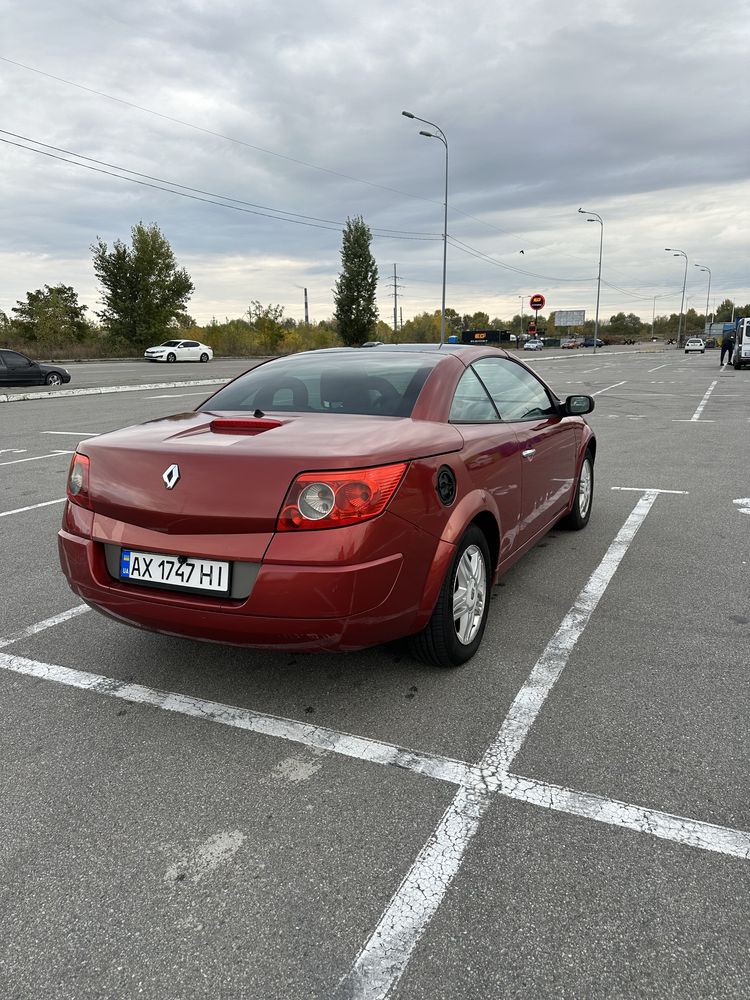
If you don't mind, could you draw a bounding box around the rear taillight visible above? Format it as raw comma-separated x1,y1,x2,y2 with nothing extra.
67,453,91,509
278,463,407,531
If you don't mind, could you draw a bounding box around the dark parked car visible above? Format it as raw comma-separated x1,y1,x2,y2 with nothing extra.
59,345,596,667
582,337,604,348
0,349,71,387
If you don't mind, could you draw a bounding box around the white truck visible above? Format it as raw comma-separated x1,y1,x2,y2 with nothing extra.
733,318,750,369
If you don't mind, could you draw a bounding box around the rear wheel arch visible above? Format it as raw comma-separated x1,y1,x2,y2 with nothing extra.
471,510,500,577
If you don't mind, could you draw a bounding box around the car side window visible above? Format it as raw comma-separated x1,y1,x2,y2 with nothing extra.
1,350,33,369
449,368,500,423
472,358,558,422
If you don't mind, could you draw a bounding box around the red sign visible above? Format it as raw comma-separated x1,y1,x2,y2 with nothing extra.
529,293,545,311
527,323,537,333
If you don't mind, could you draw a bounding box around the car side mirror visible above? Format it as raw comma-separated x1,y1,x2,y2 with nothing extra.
564,394,594,415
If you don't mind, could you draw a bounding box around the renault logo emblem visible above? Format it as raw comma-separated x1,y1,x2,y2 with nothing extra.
163,464,180,489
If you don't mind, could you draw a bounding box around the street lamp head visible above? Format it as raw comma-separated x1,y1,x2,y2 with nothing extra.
665,248,672,252
586,218,597,223
578,207,585,214
401,110,415,119
419,130,433,138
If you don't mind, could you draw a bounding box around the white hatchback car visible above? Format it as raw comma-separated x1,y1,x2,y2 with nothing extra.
684,338,705,354
523,339,544,351
144,340,213,363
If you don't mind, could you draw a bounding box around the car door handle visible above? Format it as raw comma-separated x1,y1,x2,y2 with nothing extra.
522,448,536,458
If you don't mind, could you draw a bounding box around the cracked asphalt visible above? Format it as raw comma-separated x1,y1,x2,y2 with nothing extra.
1,347,748,999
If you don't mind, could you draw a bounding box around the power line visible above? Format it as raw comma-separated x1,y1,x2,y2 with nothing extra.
0,132,443,242
447,236,595,283
0,54,677,284
0,54,452,210
600,279,681,301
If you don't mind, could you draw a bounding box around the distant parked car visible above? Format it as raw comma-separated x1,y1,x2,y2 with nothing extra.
703,337,717,349
561,339,582,349
0,349,71,387
582,337,604,348
523,339,544,351
684,338,705,354
144,340,213,363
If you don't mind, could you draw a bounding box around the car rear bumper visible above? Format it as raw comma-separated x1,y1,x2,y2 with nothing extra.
57,511,452,652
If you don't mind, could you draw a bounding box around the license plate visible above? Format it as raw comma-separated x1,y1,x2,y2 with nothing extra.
119,549,231,594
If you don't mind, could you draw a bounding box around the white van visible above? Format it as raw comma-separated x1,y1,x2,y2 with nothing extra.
733,318,750,369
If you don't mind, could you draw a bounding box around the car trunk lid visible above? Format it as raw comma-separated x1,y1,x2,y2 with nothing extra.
79,411,464,534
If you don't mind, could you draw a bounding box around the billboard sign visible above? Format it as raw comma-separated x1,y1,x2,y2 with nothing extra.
529,293,545,311
554,309,586,327
461,329,505,345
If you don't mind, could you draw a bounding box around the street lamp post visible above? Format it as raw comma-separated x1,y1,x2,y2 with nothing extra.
665,248,688,347
578,208,603,355
694,264,712,336
518,295,528,347
402,110,448,346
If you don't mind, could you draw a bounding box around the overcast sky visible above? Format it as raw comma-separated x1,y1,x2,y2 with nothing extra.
1,0,749,328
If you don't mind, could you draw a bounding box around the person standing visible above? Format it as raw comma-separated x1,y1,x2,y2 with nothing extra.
720,334,734,366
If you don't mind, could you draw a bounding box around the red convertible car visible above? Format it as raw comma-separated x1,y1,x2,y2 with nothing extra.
58,345,595,667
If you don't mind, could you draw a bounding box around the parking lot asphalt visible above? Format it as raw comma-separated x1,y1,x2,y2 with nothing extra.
1,347,748,999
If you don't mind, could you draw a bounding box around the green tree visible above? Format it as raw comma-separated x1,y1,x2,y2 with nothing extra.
607,312,643,339
91,222,194,345
461,311,490,330
399,310,441,343
247,301,286,354
11,284,89,344
333,216,379,346
714,299,734,322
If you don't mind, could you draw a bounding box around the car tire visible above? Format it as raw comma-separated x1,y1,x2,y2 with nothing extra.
166,352,177,363
200,353,209,363
409,524,491,668
561,450,594,531
45,372,63,386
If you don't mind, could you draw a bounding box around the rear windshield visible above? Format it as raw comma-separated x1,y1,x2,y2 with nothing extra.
200,352,443,417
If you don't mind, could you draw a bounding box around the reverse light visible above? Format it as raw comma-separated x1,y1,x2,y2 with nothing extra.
278,463,407,531
67,453,92,509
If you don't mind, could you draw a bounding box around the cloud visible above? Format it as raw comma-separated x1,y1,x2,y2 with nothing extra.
1,0,748,324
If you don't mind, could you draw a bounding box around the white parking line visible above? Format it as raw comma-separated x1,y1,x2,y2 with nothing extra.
0,451,74,467
40,430,100,436
648,364,667,372
502,775,750,860
336,490,659,999
1,604,748,871
611,487,688,495
691,380,718,421
0,649,473,787
3,512,750,999
592,380,627,396
0,379,225,404
145,392,212,399
0,604,89,647
0,497,66,519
